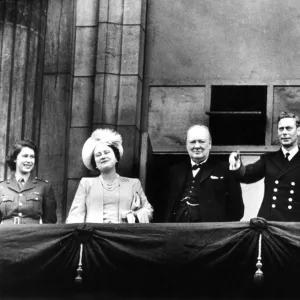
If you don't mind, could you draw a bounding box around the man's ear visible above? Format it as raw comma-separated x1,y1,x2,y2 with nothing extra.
297,127,300,136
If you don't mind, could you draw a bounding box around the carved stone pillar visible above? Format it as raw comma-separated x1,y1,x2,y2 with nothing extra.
0,0,48,180
66,0,147,215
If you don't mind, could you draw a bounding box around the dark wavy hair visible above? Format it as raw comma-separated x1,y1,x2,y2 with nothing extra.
6,140,38,171
278,112,300,128
91,144,120,172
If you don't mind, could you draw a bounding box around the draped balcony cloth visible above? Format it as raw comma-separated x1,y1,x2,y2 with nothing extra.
1,219,300,298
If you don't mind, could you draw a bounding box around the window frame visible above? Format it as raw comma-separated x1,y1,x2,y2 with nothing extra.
203,80,300,155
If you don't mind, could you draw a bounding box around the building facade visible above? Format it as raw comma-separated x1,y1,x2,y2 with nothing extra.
1,0,299,221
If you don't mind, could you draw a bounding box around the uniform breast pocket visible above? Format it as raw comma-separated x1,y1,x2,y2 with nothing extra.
0,195,14,203
26,195,43,213
0,195,16,217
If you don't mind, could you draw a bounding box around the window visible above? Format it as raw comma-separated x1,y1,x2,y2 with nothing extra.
207,86,267,145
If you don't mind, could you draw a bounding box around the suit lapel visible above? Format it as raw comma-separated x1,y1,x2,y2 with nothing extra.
90,177,104,223
199,157,218,184
277,148,300,179
176,161,191,192
119,177,131,221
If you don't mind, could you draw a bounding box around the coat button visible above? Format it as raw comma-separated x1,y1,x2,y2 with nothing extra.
274,188,278,192
35,197,39,200
291,182,295,186
288,205,292,210
273,196,277,200
272,204,276,208
19,193,23,196
290,190,294,194
18,212,22,217
289,198,293,202
275,180,279,184
19,203,23,207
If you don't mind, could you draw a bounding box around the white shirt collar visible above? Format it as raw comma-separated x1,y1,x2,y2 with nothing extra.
190,157,208,166
281,146,299,160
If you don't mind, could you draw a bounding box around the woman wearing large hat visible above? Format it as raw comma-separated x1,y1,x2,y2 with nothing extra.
66,128,153,223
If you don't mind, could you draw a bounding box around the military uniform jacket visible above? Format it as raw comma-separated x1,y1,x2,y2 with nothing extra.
237,148,300,221
164,157,244,222
0,174,57,224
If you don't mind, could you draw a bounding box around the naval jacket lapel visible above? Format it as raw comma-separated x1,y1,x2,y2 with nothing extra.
277,148,300,179
270,149,286,172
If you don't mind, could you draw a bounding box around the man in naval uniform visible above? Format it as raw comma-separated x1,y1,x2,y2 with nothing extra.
164,125,244,222
229,112,300,221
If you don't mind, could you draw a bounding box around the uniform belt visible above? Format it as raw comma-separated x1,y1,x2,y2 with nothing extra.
1,217,40,225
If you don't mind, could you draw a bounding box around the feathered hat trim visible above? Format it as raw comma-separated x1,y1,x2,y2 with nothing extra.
82,128,123,171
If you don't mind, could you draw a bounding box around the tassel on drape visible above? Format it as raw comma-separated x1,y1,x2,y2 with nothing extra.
75,243,83,284
254,233,263,284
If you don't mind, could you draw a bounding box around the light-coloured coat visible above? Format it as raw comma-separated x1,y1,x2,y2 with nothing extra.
66,176,153,223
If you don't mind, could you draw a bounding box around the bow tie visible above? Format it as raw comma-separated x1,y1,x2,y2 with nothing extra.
192,164,201,170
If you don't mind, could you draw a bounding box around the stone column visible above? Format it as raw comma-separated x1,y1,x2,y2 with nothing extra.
66,0,98,216
66,0,147,216
0,0,48,180
95,0,146,175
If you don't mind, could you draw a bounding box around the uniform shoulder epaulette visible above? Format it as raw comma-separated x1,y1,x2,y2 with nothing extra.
35,177,50,183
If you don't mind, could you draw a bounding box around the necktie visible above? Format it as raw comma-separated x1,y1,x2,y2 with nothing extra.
192,164,201,170
285,152,290,161
18,178,24,190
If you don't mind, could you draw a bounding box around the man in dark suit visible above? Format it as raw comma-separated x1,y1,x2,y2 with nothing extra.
229,112,300,221
164,125,244,222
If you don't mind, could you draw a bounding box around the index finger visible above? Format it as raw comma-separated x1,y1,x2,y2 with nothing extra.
235,150,240,160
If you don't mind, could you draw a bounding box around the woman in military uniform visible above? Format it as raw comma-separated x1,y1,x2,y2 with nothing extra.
0,140,57,224
66,128,153,223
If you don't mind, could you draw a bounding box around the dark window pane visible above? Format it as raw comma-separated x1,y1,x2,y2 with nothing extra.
209,86,267,145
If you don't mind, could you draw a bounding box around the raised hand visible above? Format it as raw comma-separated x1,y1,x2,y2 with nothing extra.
229,150,241,170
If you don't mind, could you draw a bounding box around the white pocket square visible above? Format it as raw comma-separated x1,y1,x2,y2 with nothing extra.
211,175,224,179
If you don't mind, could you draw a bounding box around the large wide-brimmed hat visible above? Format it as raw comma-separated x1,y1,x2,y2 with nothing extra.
82,128,123,171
